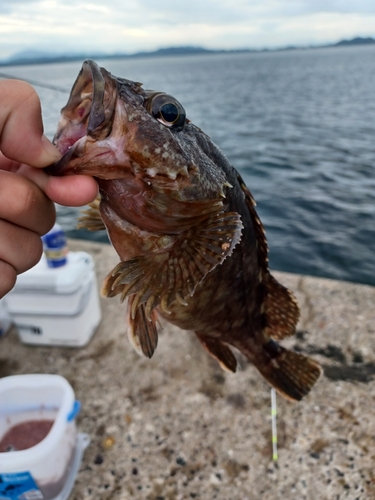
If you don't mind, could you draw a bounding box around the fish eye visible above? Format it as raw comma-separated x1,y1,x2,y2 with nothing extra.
145,93,186,130
160,103,179,124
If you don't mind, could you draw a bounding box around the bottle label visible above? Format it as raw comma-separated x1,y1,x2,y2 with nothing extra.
0,471,44,499
41,225,68,268
43,248,68,260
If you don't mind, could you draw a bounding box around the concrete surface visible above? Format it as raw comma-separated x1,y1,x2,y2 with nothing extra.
1,238,375,500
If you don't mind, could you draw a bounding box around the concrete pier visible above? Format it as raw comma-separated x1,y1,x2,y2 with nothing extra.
2,239,375,499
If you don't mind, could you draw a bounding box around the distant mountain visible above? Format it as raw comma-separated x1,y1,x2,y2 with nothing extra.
2,50,102,67
1,37,375,67
0,46,217,67
133,46,214,57
334,36,375,47
7,49,57,62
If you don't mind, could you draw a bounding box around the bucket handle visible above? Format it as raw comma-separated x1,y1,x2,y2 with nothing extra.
67,400,81,422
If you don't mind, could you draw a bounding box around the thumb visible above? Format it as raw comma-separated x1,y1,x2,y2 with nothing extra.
39,134,62,166
0,80,61,168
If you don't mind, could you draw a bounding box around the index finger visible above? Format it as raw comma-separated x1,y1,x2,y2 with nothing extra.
0,80,61,168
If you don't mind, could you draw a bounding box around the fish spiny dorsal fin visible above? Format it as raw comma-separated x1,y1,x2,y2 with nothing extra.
77,196,106,231
195,333,237,373
127,298,158,358
263,273,300,340
102,211,243,317
236,172,268,272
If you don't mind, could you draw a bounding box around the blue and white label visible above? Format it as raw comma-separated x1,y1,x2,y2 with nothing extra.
0,472,44,500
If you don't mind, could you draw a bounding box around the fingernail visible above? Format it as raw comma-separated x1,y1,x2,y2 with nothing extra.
41,134,62,163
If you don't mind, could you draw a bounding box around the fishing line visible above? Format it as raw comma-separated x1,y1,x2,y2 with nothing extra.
0,71,68,93
271,388,278,462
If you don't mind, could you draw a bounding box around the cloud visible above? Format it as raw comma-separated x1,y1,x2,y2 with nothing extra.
0,0,41,15
1,0,375,59
283,0,375,15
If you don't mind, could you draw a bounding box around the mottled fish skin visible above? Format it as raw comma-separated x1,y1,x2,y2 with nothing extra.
46,60,322,401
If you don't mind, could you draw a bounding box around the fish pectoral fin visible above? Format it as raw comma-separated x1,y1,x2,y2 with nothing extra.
263,272,300,340
102,211,243,316
259,340,322,401
101,276,123,298
77,196,106,231
195,333,237,373
127,298,158,358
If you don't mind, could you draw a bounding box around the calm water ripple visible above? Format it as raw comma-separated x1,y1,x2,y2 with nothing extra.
4,45,375,285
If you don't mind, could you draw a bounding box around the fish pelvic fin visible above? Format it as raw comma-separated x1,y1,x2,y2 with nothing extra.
102,211,243,316
77,196,106,231
258,340,322,401
127,297,158,358
195,333,237,373
263,272,300,340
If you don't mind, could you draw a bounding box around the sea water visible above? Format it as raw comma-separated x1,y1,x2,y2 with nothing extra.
3,45,375,286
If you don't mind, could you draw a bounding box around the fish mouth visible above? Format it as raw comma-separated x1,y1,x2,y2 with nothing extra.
45,59,115,176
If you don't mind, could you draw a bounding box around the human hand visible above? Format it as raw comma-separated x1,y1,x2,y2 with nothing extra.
0,79,98,298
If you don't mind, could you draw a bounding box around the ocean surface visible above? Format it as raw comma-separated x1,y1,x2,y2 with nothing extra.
3,46,375,286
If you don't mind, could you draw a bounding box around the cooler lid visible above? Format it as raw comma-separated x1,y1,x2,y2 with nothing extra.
13,252,94,294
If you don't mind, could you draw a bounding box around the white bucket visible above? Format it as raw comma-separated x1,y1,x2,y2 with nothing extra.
0,374,89,500
4,252,101,347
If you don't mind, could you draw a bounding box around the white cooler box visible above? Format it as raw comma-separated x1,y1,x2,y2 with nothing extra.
4,251,101,347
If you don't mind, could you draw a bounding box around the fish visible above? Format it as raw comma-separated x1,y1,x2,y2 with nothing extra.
46,60,322,401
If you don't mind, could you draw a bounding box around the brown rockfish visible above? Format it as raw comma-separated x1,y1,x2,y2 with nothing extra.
46,60,322,401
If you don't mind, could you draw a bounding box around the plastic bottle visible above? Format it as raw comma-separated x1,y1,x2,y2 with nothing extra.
41,223,68,268
0,299,13,337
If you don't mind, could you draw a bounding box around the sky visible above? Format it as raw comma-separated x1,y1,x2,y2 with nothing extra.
1,0,375,60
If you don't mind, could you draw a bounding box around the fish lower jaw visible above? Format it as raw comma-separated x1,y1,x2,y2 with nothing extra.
79,152,133,178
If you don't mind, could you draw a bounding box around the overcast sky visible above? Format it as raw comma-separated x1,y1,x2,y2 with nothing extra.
1,0,375,59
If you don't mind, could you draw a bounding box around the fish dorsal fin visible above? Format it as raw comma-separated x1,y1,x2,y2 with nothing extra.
101,211,243,317
127,297,158,358
77,196,106,231
195,333,237,373
236,172,268,270
236,172,299,339
263,273,300,340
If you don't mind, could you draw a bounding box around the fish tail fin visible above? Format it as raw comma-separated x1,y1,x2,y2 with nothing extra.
257,340,322,401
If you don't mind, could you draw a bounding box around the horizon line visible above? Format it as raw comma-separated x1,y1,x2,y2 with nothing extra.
1,35,374,68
